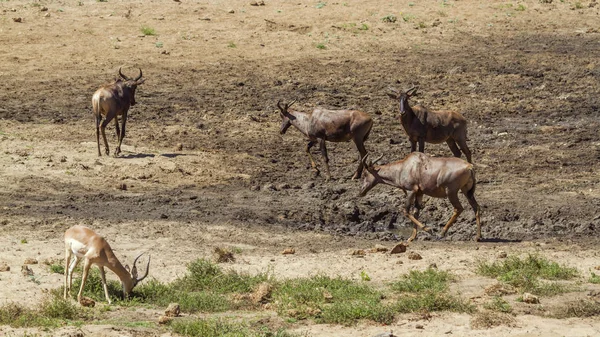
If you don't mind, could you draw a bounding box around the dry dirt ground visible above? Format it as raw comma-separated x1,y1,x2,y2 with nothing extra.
1,0,600,336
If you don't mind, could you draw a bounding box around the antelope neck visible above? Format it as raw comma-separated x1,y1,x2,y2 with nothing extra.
288,110,311,137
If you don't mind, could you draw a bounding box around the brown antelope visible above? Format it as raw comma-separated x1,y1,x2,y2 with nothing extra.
64,225,150,304
93,67,145,157
358,152,481,242
277,100,373,180
388,87,472,163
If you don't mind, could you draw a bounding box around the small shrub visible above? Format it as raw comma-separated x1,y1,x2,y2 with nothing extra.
471,310,516,329
382,15,397,23
140,26,156,36
316,43,326,49
391,268,453,293
589,272,600,284
50,264,65,274
553,300,600,318
227,42,236,48
515,4,526,11
316,1,326,9
484,296,512,313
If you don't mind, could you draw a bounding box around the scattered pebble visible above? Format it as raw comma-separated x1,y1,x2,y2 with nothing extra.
40,6,48,11
158,315,172,324
12,17,22,23
165,303,181,317
282,248,295,255
522,292,540,304
408,252,422,260
371,244,388,253
21,265,34,276
0,263,9,272
24,258,38,265
497,251,507,258
352,249,366,256
390,243,407,254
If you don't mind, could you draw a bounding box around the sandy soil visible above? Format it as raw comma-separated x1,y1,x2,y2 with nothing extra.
1,0,600,336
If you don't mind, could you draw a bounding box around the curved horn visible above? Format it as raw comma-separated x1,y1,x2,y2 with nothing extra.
134,68,143,81
132,253,150,283
277,100,284,112
288,99,297,108
118,67,131,81
388,87,400,94
406,86,418,95
372,154,384,165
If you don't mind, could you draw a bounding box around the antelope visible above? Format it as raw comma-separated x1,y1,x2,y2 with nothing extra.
388,87,472,163
358,152,481,242
277,100,373,180
93,67,145,157
64,225,150,304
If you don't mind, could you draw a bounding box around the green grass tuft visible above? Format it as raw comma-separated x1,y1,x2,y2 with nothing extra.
140,26,156,36
476,255,578,296
484,296,512,313
171,318,300,337
273,275,394,325
390,268,473,313
589,272,600,284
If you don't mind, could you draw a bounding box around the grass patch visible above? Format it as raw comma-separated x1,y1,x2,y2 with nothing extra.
316,43,326,49
0,296,86,328
471,310,516,329
476,255,578,296
390,268,473,313
171,318,300,337
589,272,600,284
553,300,600,318
273,275,395,325
140,26,156,36
50,264,65,274
484,296,512,313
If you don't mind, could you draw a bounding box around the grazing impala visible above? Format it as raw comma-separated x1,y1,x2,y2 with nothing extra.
388,87,472,163
93,67,145,157
359,152,481,242
64,225,150,304
277,100,373,180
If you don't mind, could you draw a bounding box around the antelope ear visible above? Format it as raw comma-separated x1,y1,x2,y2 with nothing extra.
131,265,138,278
125,265,130,272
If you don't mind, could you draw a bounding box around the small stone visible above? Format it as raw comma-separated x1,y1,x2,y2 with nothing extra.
160,214,168,219
80,297,95,307
522,292,540,304
24,258,38,265
250,185,260,191
40,6,48,11
498,251,507,258
302,182,315,190
262,183,276,191
396,260,404,265
228,9,235,13
371,244,388,253
158,315,172,324
276,183,291,190
12,17,22,23
323,290,333,302
44,12,50,18
0,263,10,272
59,156,67,163
250,1,259,5
390,243,407,254
594,265,600,270
428,263,438,269
415,324,424,329
251,282,272,304
408,252,422,260
165,303,181,317
174,143,183,151
282,248,295,255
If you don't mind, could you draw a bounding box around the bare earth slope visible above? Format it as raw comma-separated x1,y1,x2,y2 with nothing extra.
1,0,600,336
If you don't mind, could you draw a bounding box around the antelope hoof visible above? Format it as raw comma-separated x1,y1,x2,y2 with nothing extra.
105,149,110,156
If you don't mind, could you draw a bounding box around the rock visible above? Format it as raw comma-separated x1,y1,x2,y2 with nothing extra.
371,244,388,253
21,265,34,276
497,251,507,258
408,252,422,260
276,183,291,190
79,297,95,307
165,303,180,317
228,9,235,13
0,262,9,272
415,324,424,329
250,185,260,191
390,243,407,254
281,248,295,255
44,12,51,18
302,182,315,190
595,265,600,270
251,282,272,304
24,257,38,265
174,143,183,151
40,6,48,11
522,293,539,304
352,249,366,256
250,1,259,5
262,183,277,191
428,263,438,269
323,290,333,302
12,17,22,23
158,315,172,324
116,183,127,190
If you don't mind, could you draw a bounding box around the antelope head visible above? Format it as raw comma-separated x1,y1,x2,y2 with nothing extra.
276,99,297,134
358,153,384,197
123,252,151,295
387,86,418,115
118,67,145,106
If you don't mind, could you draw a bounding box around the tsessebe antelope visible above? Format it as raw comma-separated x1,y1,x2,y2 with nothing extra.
388,87,472,163
359,152,481,242
64,225,150,304
277,100,373,180
93,67,145,157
